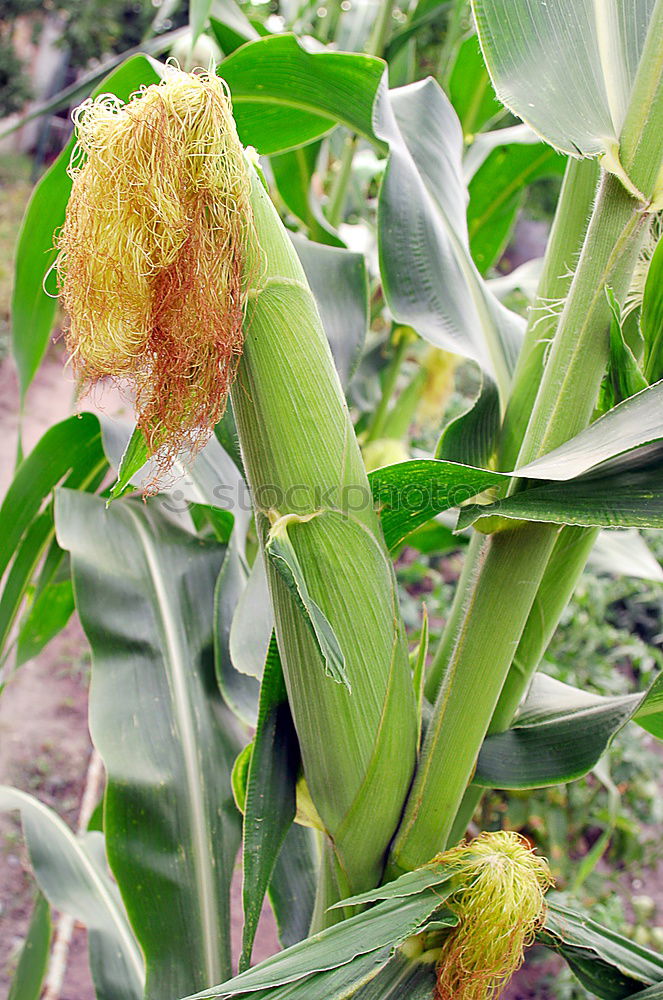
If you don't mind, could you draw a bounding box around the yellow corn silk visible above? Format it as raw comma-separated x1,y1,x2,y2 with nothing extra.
56,68,253,481
434,831,554,1000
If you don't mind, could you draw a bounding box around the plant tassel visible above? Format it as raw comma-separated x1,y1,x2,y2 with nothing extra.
55,67,253,484
434,831,554,1000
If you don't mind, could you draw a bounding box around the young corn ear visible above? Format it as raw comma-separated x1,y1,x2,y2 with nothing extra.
233,174,418,900
57,68,418,900
434,831,554,1000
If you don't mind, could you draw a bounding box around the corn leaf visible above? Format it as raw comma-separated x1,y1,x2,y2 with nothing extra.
190,948,394,1000
375,76,525,400
266,526,349,689
350,953,437,1000
0,788,144,1000
368,458,504,550
208,4,259,56
219,34,385,154
435,371,500,468
267,824,317,950
185,889,449,998
230,551,273,679
291,234,367,387
467,138,566,273
472,0,657,158
642,234,663,383
475,672,663,789
457,463,663,531
448,33,501,136
514,379,663,480
589,529,663,582
55,490,242,999
540,898,663,999
241,635,300,970
7,893,51,1000
272,144,344,247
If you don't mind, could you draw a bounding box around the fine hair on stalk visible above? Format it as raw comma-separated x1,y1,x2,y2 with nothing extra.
55,66,254,487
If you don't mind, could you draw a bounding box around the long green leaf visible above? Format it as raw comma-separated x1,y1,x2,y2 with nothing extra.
351,952,437,1000
368,458,504,550
11,56,162,397
55,490,242,999
241,635,300,970
375,77,524,399
0,788,144,1000
7,893,52,1000
642,234,663,381
271,143,344,247
513,379,663,482
458,462,663,531
219,34,385,154
474,672,662,789
467,137,566,273
266,525,348,689
448,32,501,136
472,0,657,158
186,889,449,998
291,234,367,387
540,898,663,999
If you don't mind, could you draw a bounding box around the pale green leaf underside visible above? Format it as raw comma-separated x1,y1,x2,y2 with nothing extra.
472,0,656,157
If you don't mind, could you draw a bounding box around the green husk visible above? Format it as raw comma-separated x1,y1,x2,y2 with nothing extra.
231,173,418,901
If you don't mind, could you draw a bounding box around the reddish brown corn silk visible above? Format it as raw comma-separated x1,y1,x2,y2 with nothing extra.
56,67,253,482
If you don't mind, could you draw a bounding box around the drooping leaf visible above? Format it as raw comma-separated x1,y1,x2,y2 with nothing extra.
185,889,450,998
208,3,260,55
0,788,144,1000
474,672,662,789
540,898,663,999
467,137,566,273
330,862,455,909
457,462,663,531
7,892,52,1000
291,234,368,386
55,490,242,999
219,34,385,154
16,576,75,668
368,458,504,550
229,550,273,679
11,56,163,397
435,370,500,468
515,379,663,481
588,529,663,582
271,142,344,247
240,635,300,970
472,0,657,159
215,542,260,726
266,524,348,689
642,233,663,383
350,951,438,1000
448,32,501,136
375,76,524,400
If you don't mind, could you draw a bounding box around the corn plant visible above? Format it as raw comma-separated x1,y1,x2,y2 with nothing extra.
2,1,663,999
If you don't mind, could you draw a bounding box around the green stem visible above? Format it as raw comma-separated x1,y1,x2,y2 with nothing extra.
367,0,396,58
364,332,410,443
499,157,599,471
326,134,358,229
516,171,645,467
437,0,467,86
390,520,560,871
394,168,652,872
